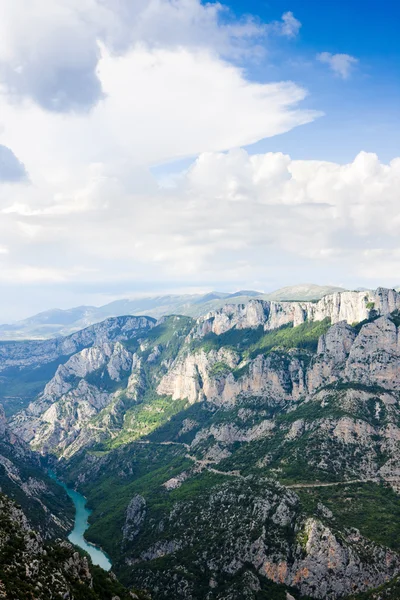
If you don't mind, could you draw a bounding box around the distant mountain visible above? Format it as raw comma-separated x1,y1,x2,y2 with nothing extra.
262,283,346,302
0,285,347,340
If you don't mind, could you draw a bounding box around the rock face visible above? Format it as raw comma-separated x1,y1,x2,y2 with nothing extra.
345,317,400,389
0,403,74,538
0,492,136,600
10,340,136,457
8,289,400,461
9,319,156,457
195,288,400,337
158,348,309,406
158,315,400,408
122,495,147,542
125,478,400,600
0,315,155,372
5,287,400,600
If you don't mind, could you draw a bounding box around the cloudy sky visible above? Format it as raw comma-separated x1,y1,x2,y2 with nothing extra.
0,0,399,320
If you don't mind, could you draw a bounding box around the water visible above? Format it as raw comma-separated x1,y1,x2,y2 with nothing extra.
49,471,112,571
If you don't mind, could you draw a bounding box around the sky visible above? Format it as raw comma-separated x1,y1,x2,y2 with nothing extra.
0,0,399,321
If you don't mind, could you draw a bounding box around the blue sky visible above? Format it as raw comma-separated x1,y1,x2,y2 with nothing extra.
154,0,400,181
238,0,400,162
0,0,399,320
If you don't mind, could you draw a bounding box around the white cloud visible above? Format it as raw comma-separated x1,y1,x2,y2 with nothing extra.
0,45,320,191
317,52,358,79
0,0,267,112
1,150,400,299
0,1,388,320
279,12,302,38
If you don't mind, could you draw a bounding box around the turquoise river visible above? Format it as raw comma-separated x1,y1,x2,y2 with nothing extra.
49,471,112,571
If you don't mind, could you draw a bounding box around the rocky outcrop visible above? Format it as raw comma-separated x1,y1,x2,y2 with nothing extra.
191,420,275,447
0,315,154,372
127,478,400,599
10,337,141,457
195,288,400,337
285,518,400,598
159,315,400,411
345,317,400,389
122,495,147,542
157,348,308,406
0,404,73,537
0,493,135,600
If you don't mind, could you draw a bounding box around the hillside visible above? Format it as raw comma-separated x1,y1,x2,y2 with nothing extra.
0,491,147,600
3,287,400,599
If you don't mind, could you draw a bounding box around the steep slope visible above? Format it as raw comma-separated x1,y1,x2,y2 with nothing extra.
6,287,400,600
0,404,74,538
57,440,400,600
11,315,194,457
0,315,155,416
9,287,399,457
0,491,147,600
195,288,400,336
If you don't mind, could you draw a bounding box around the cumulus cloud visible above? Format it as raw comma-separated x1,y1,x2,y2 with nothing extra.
0,145,27,182
0,0,267,112
0,1,387,320
1,150,400,301
317,52,358,79
0,45,319,180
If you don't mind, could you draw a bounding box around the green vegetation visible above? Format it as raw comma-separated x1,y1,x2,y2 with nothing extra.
0,356,70,416
209,361,233,377
0,492,148,600
0,440,74,537
104,396,189,449
348,575,400,599
297,482,400,552
147,401,216,444
389,310,400,328
191,318,331,362
87,316,195,450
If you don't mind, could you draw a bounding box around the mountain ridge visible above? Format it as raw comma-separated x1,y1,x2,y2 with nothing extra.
0,284,348,341
4,286,400,599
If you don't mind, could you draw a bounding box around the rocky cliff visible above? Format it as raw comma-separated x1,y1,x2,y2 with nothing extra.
195,288,400,336
5,288,400,600
0,403,74,538
0,315,155,372
0,491,145,600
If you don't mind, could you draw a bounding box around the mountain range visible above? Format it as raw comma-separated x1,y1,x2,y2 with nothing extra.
0,284,346,340
3,287,400,598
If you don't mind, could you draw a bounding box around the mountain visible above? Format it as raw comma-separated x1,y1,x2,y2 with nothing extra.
262,283,346,302
0,293,245,340
0,491,148,600
0,285,347,341
0,315,155,416
0,403,74,538
4,286,400,599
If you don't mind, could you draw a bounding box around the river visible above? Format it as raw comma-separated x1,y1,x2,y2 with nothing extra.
49,471,112,571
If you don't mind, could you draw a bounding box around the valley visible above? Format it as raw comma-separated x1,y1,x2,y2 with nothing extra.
3,287,400,599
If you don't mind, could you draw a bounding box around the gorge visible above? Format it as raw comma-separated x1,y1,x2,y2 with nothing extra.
2,287,400,599
49,470,112,571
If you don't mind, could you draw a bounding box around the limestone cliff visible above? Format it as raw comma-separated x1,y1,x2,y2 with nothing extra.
0,315,155,372
195,288,400,337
